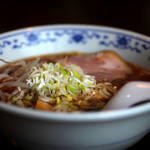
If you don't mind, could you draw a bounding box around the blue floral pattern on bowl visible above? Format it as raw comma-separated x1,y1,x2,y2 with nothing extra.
0,25,150,60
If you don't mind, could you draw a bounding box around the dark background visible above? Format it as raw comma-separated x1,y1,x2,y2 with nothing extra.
0,0,150,36
0,0,150,149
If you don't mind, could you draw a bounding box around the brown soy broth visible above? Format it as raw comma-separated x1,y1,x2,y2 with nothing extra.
112,63,150,89
0,52,150,112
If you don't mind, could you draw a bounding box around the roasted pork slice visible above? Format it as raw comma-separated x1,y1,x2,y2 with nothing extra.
59,51,133,83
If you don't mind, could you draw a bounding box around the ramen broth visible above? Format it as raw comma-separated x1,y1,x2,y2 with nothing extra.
0,51,150,112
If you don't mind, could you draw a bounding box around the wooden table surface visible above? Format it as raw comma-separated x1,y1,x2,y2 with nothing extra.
0,0,150,149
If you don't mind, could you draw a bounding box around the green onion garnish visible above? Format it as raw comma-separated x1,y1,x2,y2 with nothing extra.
26,62,96,102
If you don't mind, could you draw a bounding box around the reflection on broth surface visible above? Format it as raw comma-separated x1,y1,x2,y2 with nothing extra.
0,50,150,112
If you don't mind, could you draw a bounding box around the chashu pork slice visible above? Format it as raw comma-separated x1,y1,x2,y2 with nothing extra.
60,50,133,83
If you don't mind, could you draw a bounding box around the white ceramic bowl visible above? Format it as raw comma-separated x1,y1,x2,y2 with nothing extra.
0,24,150,150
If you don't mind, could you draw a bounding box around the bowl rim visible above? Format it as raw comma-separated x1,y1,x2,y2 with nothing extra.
0,100,150,122
0,24,150,122
0,24,149,40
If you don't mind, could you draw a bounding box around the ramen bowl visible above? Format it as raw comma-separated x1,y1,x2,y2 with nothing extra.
0,25,150,150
